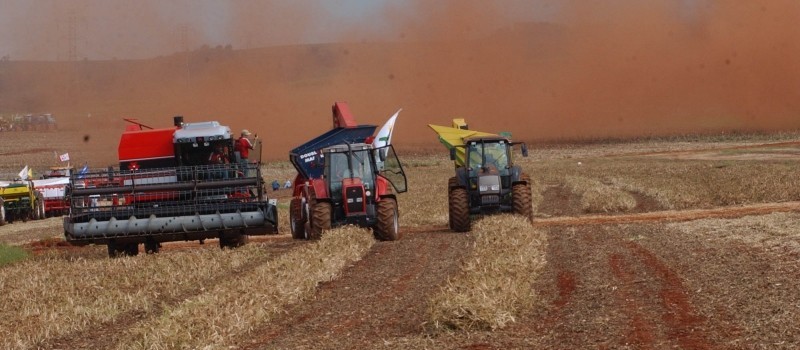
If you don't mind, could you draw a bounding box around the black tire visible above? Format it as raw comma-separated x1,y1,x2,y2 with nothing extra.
144,240,161,254
124,243,139,256
36,193,45,220
32,201,40,220
374,198,400,241
512,176,534,223
290,197,307,239
219,232,248,249
108,242,139,258
308,201,331,240
448,187,470,232
0,200,5,226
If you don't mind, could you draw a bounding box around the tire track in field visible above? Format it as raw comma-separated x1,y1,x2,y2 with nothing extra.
533,201,800,227
244,229,473,350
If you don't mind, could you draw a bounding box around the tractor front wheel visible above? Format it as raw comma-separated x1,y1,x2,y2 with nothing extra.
308,201,331,240
374,198,400,241
449,187,470,232
289,197,307,239
512,177,534,223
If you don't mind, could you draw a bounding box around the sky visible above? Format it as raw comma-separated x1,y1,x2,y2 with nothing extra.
0,0,562,61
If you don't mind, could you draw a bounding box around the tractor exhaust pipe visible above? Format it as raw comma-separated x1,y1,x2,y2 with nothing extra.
173,116,184,127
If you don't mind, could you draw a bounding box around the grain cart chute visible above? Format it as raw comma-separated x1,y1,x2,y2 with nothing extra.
0,180,45,225
429,119,532,232
63,117,278,257
289,102,408,240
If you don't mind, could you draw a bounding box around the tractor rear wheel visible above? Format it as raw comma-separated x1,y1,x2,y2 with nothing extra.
449,187,470,232
512,177,534,223
374,198,400,241
308,201,331,240
290,197,307,239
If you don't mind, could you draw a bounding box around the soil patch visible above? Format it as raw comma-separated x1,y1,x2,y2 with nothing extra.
243,230,474,349
537,184,582,217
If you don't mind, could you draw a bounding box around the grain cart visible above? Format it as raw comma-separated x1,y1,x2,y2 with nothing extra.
63,117,278,257
289,102,408,240
0,180,45,224
429,119,532,232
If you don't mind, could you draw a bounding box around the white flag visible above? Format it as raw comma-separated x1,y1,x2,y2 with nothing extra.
372,108,400,148
18,165,29,180
59,153,70,162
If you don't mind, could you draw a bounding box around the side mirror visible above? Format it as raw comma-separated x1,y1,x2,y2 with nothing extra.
521,143,529,158
378,148,387,162
449,148,456,161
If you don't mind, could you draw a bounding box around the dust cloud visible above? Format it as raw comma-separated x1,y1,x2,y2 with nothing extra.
0,0,799,163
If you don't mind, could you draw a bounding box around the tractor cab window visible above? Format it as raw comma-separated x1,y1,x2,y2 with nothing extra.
327,149,374,193
467,141,510,175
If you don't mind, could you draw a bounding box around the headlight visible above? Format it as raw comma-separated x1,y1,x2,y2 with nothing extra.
479,185,488,191
491,185,500,191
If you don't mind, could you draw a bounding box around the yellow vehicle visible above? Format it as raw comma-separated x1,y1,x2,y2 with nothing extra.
429,119,532,232
0,181,44,225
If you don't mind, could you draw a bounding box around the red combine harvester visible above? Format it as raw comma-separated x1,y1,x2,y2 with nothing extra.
63,117,278,257
288,102,407,240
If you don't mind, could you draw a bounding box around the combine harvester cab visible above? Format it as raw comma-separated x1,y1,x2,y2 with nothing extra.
63,117,278,257
288,102,407,240
429,119,532,232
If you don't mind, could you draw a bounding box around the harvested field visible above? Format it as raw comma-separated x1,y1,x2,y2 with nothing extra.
1,134,800,349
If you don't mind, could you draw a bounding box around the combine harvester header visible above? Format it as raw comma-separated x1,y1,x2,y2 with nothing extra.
63,116,278,257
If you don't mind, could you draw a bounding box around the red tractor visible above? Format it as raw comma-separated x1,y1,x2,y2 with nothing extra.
288,102,407,240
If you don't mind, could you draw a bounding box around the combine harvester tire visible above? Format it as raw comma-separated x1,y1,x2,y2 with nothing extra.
0,199,5,226
219,232,248,249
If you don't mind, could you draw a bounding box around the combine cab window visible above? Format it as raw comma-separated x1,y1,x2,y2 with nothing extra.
176,141,232,167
